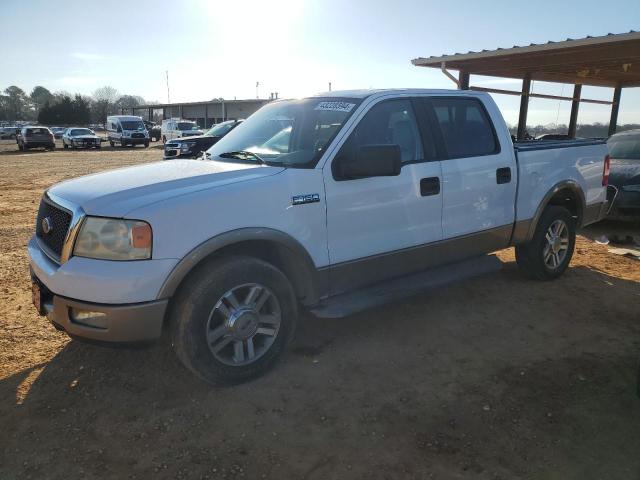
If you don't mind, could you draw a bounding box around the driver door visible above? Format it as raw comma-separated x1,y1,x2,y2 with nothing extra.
323,98,443,294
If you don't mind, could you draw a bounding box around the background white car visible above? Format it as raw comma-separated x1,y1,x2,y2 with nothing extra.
62,128,102,149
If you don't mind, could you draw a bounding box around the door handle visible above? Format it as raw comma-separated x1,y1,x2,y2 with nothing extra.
496,167,511,184
420,177,440,196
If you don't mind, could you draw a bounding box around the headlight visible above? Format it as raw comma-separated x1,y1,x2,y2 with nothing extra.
622,184,640,192
73,217,152,260
181,141,196,152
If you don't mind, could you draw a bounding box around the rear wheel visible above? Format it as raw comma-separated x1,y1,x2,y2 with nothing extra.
171,255,297,385
516,206,575,280
63,142,69,149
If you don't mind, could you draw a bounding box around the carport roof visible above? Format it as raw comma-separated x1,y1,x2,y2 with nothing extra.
411,31,640,87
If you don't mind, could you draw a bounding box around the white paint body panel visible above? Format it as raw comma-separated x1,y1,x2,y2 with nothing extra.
515,145,607,222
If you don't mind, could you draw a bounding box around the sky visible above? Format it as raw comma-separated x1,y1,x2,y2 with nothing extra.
1,0,639,126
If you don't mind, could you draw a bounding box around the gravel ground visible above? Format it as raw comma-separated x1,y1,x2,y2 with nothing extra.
0,139,639,479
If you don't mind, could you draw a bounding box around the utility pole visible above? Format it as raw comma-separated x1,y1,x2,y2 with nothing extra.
328,82,332,92
166,70,170,104
256,81,259,99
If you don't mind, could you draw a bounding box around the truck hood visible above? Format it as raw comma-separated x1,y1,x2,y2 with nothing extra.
48,159,284,217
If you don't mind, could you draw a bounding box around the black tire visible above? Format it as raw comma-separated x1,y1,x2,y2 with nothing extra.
109,140,114,147
516,206,575,280
63,142,68,149
171,255,297,385
144,141,149,148
162,135,166,144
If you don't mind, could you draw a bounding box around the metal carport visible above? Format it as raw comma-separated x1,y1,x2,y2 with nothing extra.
412,31,640,139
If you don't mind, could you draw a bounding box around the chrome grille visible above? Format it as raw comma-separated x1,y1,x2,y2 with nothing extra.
36,199,72,259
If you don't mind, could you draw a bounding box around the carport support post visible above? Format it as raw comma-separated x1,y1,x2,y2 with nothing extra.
458,71,470,90
568,84,582,138
608,86,622,136
517,75,531,140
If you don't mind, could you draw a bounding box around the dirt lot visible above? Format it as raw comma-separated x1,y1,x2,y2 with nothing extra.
1,139,639,479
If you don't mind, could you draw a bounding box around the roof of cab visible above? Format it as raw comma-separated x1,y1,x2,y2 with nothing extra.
309,88,484,99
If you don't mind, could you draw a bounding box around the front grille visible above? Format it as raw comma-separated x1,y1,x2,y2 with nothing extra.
132,133,145,138
36,199,72,259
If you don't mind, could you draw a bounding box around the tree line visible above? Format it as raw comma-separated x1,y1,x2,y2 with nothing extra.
0,85,149,125
508,122,640,139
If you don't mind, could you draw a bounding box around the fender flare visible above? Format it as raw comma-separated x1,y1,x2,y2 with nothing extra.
156,227,322,304
518,180,586,243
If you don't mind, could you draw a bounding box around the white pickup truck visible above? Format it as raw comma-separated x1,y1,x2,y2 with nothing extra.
29,89,610,384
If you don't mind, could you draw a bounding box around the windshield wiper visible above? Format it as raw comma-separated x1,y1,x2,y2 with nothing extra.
218,150,266,164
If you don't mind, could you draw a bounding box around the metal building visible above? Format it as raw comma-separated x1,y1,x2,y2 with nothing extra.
124,99,270,128
412,31,640,139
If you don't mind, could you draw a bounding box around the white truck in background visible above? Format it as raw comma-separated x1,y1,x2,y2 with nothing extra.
161,118,203,142
29,89,610,384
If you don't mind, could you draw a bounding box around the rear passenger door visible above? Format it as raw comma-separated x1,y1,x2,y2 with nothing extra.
424,96,516,242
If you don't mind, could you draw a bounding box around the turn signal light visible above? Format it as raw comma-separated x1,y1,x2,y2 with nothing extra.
131,223,152,249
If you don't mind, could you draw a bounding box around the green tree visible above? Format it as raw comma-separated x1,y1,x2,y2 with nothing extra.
4,86,30,121
30,86,53,114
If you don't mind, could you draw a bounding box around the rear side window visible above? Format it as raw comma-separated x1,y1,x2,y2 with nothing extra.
429,97,498,158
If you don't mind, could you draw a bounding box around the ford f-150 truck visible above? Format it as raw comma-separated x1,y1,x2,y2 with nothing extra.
28,89,610,384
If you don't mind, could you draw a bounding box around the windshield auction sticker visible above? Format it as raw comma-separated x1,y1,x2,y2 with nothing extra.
314,101,356,113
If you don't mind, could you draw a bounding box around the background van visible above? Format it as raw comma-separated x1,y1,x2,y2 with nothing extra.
107,115,149,148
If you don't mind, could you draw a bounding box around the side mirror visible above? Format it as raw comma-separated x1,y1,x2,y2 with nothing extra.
338,144,402,180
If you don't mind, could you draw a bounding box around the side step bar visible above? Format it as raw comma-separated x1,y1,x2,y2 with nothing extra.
310,254,502,319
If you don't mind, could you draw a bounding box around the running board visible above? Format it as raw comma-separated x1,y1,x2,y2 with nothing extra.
310,255,502,319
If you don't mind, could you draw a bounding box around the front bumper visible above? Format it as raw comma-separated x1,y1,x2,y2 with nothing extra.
122,137,148,145
33,276,167,343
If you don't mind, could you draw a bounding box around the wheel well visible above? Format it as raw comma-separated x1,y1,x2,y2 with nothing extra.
169,239,318,308
546,188,582,225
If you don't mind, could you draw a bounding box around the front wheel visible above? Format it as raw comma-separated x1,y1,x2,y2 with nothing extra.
516,206,575,280
144,141,149,148
171,255,297,385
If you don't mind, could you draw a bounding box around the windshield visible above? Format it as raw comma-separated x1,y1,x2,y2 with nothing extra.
206,121,237,137
608,135,640,160
178,122,199,131
206,98,361,168
121,121,145,131
71,128,93,136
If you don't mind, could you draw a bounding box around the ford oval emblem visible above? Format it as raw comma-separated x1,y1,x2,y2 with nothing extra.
41,217,53,234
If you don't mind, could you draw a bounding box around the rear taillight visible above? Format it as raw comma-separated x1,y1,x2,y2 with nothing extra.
602,154,611,186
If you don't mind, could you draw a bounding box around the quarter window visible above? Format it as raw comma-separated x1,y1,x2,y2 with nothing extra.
430,97,498,158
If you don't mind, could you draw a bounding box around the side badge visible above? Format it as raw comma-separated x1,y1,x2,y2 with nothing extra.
292,194,320,206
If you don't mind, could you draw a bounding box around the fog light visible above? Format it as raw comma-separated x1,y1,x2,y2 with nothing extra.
70,308,107,329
